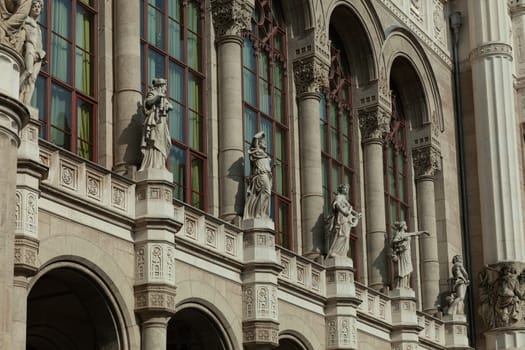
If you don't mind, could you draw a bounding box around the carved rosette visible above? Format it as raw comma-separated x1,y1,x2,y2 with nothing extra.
211,0,252,40
358,107,391,142
134,284,177,315
479,263,525,329
412,146,441,179
293,58,329,97
14,237,39,276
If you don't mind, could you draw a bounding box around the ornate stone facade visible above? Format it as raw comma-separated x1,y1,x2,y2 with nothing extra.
412,146,442,179
293,57,329,96
358,106,391,142
211,0,252,39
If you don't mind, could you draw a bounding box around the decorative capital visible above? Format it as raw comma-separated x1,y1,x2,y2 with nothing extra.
479,263,525,329
211,0,252,40
293,57,329,97
134,284,177,316
469,42,513,62
412,146,441,179
358,106,391,142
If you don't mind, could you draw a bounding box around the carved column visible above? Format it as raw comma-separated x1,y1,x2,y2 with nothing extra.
412,145,441,314
211,0,253,222
324,256,361,350
292,56,329,258
242,220,281,350
13,107,47,350
114,0,142,174
0,45,29,350
469,0,525,347
358,104,390,290
134,168,182,349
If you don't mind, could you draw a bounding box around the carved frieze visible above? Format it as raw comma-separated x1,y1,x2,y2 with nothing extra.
412,146,441,179
211,0,252,39
469,42,513,62
293,57,329,97
479,263,525,329
358,107,391,142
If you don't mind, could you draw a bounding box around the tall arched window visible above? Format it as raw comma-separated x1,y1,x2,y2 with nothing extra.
384,91,410,242
32,0,97,160
320,30,356,257
140,0,206,209
242,0,290,247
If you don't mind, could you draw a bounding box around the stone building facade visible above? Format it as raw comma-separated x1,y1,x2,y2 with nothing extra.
0,0,524,349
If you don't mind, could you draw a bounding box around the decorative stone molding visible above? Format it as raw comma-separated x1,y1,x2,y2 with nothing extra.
432,0,446,44
242,321,279,346
479,263,525,329
14,188,38,236
469,42,513,62
292,57,329,97
412,146,441,179
134,284,177,315
134,242,176,285
243,284,278,320
14,237,39,276
211,0,252,40
358,106,391,142
326,316,357,349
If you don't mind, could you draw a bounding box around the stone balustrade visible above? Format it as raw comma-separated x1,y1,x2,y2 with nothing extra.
277,248,325,297
355,283,392,324
418,312,446,348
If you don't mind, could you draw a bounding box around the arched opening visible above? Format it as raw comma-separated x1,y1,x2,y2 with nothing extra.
276,339,305,350
27,267,122,350
167,307,230,349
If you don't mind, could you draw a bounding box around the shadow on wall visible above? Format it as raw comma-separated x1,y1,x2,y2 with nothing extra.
120,102,144,168
228,156,245,217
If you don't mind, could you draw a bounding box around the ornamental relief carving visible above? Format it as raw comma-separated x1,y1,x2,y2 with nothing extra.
469,43,513,62
412,146,441,178
293,58,329,96
358,109,391,141
150,245,163,279
211,0,252,39
15,191,21,230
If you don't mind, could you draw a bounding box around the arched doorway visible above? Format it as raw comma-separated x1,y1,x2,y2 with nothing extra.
27,267,122,350
167,307,230,349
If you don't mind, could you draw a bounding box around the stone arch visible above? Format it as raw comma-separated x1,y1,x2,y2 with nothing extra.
175,278,243,349
277,310,323,349
27,260,135,350
326,0,384,85
277,330,314,350
33,234,140,348
280,0,314,37
382,28,444,131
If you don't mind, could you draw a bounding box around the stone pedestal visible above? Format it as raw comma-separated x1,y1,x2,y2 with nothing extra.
134,168,181,350
325,257,361,350
211,0,253,222
242,220,281,350
484,329,525,350
443,314,471,349
389,288,422,350
0,45,29,350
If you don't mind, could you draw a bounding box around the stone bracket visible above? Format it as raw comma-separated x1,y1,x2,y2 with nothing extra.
14,236,39,277
134,283,177,317
242,320,279,348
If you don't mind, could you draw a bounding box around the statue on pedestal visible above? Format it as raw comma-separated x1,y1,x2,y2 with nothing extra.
243,131,272,220
444,255,469,315
325,184,361,259
139,78,172,171
19,0,45,105
0,0,31,50
391,221,429,289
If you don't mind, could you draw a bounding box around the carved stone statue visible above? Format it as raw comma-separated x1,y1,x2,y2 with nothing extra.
243,131,272,220
391,221,429,289
444,255,469,316
19,0,44,105
0,0,31,50
479,264,525,328
326,184,361,258
139,78,172,171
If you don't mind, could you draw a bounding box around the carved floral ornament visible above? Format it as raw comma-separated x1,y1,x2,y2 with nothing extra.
292,58,329,96
358,107,391,141
211,0,252,39
412,146,441,179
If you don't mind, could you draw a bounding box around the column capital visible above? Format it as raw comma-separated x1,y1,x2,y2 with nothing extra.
412,145,442,180
211,0,253,42
358,105,391,143
469,42,513,63
510,0,525,17
292,57,329,98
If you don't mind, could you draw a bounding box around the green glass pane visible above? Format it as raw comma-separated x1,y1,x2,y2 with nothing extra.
75,49,92,95
169,0,181,20
243,68,256,105
320,95,327,121
187,32,200,70
401,207,407,222
274,63,283,90
168,19,183,60
398,174,404,199
278,203,289,248
244,108,257,142
274,89,283,123
169,62,184,102
244,143,251,176
140,0,144,38
397,153,405,174
51,34,72,83
390,201,397,224
147,6,165,48
77,140,93,160
275,127,285,161
40,0,48,27
148,49,165,83
149,0,165,9
329,103,337,126
343,136,350,166
189,111,202,151
169,102,185,142
259,53,269,79
274,32,283,52
243,39,256,71
261,118,272,155
259,79,270,115
52,0,71,38
169,145,185,201
275,161,284,194
188,74,201,112
32,76,47,138
321,157,328,188
77,100,93,141
342,111,349,136
191,157,204,208
188,0,199,33
51,84,71,132
76,7,92,51
330,126,338,158
389,168,395,194
331,163,339,196
50,128,70,150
